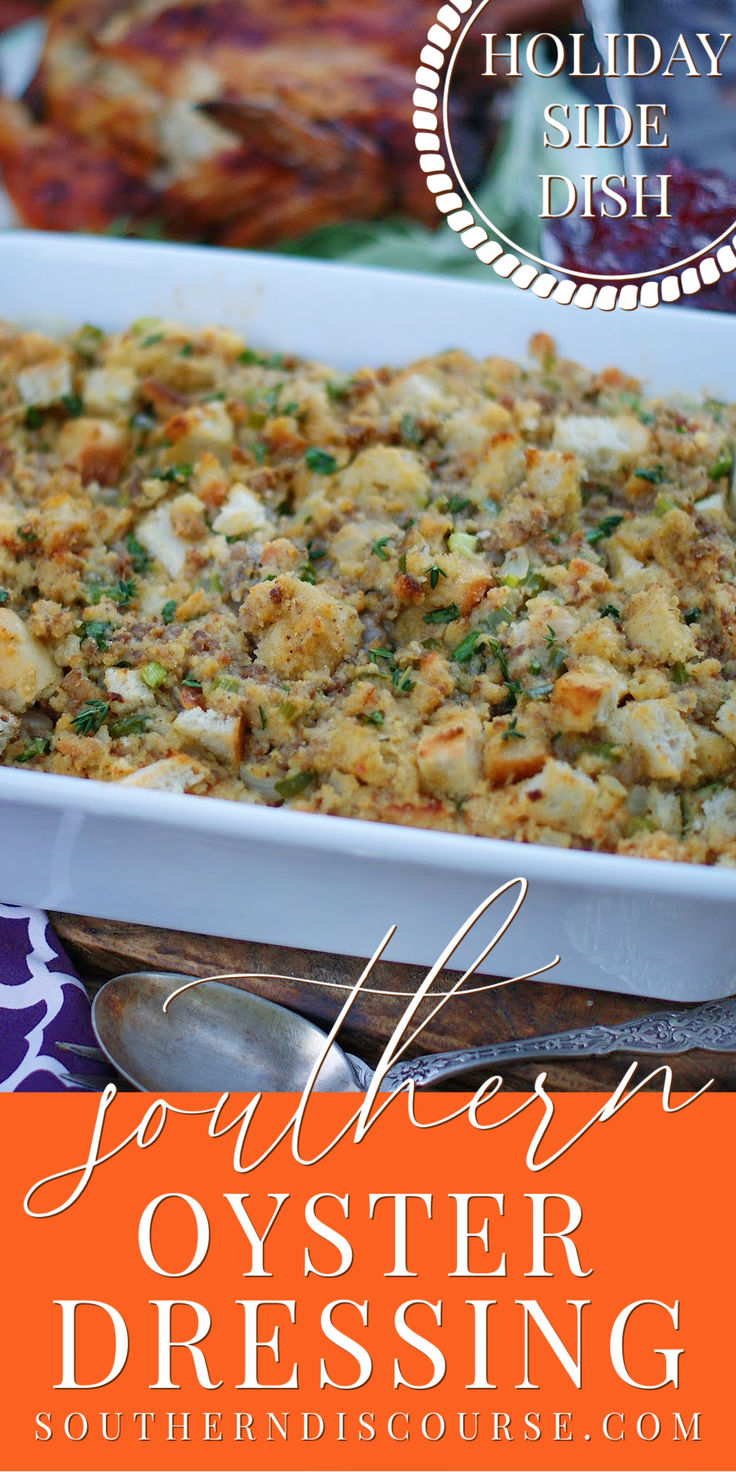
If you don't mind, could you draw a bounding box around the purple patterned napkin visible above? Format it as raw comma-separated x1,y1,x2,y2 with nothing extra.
0,904,112,1091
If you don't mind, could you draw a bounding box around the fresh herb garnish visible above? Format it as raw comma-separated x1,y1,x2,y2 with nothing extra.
299,565,318,585
258,705,268,729
71,700,110,736
306,541,326,563
61,393,84,418
275,770,315,800
585,514,624,545
372,537,392,561
544,626,568,674
16,736,51,763
18,525,37,543
425,563,447,590
399,413,424,445
450,629,484,664
239,349,284,368
423,604,461,625
125,533,150,574
109,712,152,738
159,464,193,485
600,604,620,620
78,619,112,651
0,589,8,605
141,332,164,348
634,465,666,484
179,343,194,357
89,578,137,608
360,710,385,727
684,608,702,625
305,447,338,475
671,662,690,685
253,443,267,466
367,646,415,693
161,600,177,624
326,379,354,403
182,673,202,689
24,407,44,429
501,717,525,742
446,494,471,515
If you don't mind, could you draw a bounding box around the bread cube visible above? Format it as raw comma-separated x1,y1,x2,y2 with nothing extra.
240,573,361,678
609,698,696,780
172,707,245,768
212,484,268,538
162,401,234,458
119,754,211,793
16,356,72,407
0,608,59,713
84,366,137,413
0,703,20,754
550,659,625,733
624,585,698,663
553,414,649,476
56,418,128,486
416,709,483,800
104,668,156,713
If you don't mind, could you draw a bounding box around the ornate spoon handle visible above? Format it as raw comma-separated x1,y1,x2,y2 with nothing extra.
346,996,736,1091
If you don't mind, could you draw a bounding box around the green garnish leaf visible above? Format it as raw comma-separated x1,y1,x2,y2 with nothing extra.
18,524,38,543
450,629,484,664
585,514,624,545
671,662,690,686
89,578,138,607
258,704,268,729
425,563,447,590
159,464,194,485
16,736,51,763
141,332,164,348
24,407,44,429
253,443,267,466
275,770,315,800
71,700,110,736
299,565,318,584
634,465,666,484
182,673,202,689
501,717,525,742
61,393,84,419
423,603,461,625
161,600,177,624
600,604,620,620
179,343,194,357
306,540,326,563
78,619,112,651
305,447,338,475
399,412,425,446
372,537,392,561
125,533,150,574
684,608,702,625
446,494,471,515
326,378,354,403
109,712,152,738
360,710,385,727
369,647,395,665
0,589,8,605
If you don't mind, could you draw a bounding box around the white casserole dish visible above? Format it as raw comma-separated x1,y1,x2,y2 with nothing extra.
0,229,735,1002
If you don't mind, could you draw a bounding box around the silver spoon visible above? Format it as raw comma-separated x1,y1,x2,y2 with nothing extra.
90,971,736,1093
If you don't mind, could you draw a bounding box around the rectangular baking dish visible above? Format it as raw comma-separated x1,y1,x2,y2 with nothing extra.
0,229,735,1002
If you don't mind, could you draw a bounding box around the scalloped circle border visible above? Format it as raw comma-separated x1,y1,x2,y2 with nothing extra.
414,0,736,311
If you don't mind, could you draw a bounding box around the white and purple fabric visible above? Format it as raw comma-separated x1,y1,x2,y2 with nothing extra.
0,904,110,1091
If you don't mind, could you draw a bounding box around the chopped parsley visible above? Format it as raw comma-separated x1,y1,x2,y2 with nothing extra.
24,407,44,429
275,770,315,800
399,413,425,445
78,619,112,651
367,647,415,693
451,629,484,664
258,705,268,729
325,378,354,403
182,673,202,689
141,332,164,348
125,533,150,574
161,600,177,624
684,608,702,625
446,494,471,516
360,710,385,727
61,392,84,418
585,514,624,545
89,578,137,608
0,589,8,605
305,447,338,475
159,464,194,485
423,604,461,625
18,525,38,543
71,700,110,736
600,604,620,620
633,465,666,484
179,343,194,357
671,662,690,686
544,626,568,674
371,537,392,561
299,565,318,585
239,349,284,369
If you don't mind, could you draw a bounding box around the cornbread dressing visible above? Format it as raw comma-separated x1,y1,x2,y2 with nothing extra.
1,317,736,865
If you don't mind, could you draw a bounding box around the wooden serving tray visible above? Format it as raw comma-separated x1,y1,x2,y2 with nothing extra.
51,913,735,1093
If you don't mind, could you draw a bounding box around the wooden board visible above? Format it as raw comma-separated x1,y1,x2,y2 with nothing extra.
52,912,736,1093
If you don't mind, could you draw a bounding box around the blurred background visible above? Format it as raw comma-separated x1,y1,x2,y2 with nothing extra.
0,0,733,306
